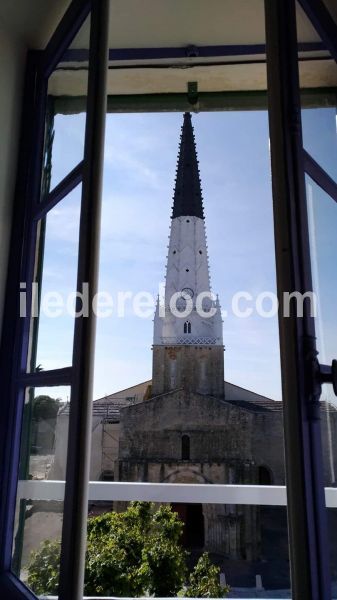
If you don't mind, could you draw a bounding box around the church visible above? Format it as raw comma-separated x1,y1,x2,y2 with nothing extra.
52,113,337,580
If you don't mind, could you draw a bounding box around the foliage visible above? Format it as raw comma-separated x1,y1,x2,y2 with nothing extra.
27,540,60,596
33,395,61,420
27,502,187,597
27,503,229,598
185,552,230,598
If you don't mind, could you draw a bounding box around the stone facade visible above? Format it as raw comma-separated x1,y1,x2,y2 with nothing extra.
152,345,224,397
115,388,284,559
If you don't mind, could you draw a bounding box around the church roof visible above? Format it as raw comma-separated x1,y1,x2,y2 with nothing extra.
172,112,204,220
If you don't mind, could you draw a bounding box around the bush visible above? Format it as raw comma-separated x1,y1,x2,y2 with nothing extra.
185,553,230,598
27,502,187,597
27,540,60,596
27,504,229,598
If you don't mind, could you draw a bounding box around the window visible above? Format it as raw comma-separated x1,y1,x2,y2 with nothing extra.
184,321,191,334
182,435,190,460
0,1,337,599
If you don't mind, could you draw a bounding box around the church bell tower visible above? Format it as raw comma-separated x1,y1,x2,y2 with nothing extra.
152,113,224,398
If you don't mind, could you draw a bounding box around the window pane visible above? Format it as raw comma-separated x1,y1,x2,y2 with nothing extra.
79,499,290,597
42,16,90,195
306,176,337,369
28,185,81,372
296,1,337,182
305,175,337,593
11,386,70,597
70,105,290,595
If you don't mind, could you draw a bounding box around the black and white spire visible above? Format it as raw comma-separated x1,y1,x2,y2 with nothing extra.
153,113,223,348
172,112,204,220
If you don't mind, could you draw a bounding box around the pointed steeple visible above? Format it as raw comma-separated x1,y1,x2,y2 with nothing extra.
172,113,204,219
152,112,224,398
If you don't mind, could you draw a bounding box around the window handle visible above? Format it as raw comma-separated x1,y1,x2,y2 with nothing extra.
319,360,337,396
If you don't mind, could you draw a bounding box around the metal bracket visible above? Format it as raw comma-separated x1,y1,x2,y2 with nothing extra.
185,45,199,58
319,360,337,396
187,81,199,107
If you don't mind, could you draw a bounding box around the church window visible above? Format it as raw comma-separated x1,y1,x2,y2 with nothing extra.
186,268,189,272
186,219,190,223
184,321,191,334
199,250,202,254
182,435,190,460
173,250,176,254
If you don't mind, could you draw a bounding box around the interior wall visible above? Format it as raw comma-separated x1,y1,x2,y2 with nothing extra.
0,19,26,339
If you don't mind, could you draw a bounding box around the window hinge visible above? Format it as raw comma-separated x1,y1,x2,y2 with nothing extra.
305,334,337,420
319,360,337,396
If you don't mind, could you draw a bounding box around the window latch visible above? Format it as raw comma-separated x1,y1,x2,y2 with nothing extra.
319,360,337,397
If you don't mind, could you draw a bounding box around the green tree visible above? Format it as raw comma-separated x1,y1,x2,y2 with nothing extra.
185,552,230,598
32,395,61,420
27,504,229,598
26,540,61,596
27,502,187,597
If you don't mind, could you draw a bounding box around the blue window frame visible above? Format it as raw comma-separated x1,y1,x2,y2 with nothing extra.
0,0,336,598
0,1,109,598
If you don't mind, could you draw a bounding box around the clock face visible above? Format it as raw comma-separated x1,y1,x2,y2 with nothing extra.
181,287,194,299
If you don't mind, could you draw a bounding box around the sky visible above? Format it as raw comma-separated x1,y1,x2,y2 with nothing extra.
34,106,337,404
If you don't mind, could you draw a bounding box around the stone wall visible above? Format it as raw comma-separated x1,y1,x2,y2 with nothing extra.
152,346,224,397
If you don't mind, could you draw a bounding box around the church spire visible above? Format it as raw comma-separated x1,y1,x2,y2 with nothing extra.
172,112,204,220
152,112,224,398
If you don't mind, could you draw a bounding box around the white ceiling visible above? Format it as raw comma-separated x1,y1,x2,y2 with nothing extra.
1,0,336,98
0,0,71,48
1,0,336,50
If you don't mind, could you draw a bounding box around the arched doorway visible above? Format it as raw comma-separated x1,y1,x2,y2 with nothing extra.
258,465,273,485
171,503,204,548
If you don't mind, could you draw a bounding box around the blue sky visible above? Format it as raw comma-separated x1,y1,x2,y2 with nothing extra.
35,107,337,403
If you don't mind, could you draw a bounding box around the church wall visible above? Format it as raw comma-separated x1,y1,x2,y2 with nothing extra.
251,412,285,485
118,393,255,465
152,346,224,398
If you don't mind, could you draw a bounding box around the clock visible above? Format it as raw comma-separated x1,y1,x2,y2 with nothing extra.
181,287,194,299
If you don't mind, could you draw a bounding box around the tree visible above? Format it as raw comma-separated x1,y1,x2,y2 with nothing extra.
27,503,230,598
185,553,230,598
32,395,61,420
26,540,60,596
27,502,187,597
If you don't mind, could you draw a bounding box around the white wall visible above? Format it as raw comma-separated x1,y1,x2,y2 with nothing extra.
0,19,25,339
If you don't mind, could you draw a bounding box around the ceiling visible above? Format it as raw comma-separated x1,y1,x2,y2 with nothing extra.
0,0,336,50
1,1,336,100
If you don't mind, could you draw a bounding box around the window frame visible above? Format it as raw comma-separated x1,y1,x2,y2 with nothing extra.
0,0,336,598
0,1,109,598
265,0,337,598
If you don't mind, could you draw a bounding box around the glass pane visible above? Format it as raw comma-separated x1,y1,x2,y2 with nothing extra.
12,386,70,597
42,16,90,195
79,500,290,597
306,176,337,370
305,176,337,595
28,185,81,372
79,105,289,594
296,1,337,182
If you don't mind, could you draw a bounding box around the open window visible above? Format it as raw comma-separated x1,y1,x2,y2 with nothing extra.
0,1,337,599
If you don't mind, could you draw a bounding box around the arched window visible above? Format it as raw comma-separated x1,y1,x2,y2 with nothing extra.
184,321,191,334
182,434,190,460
